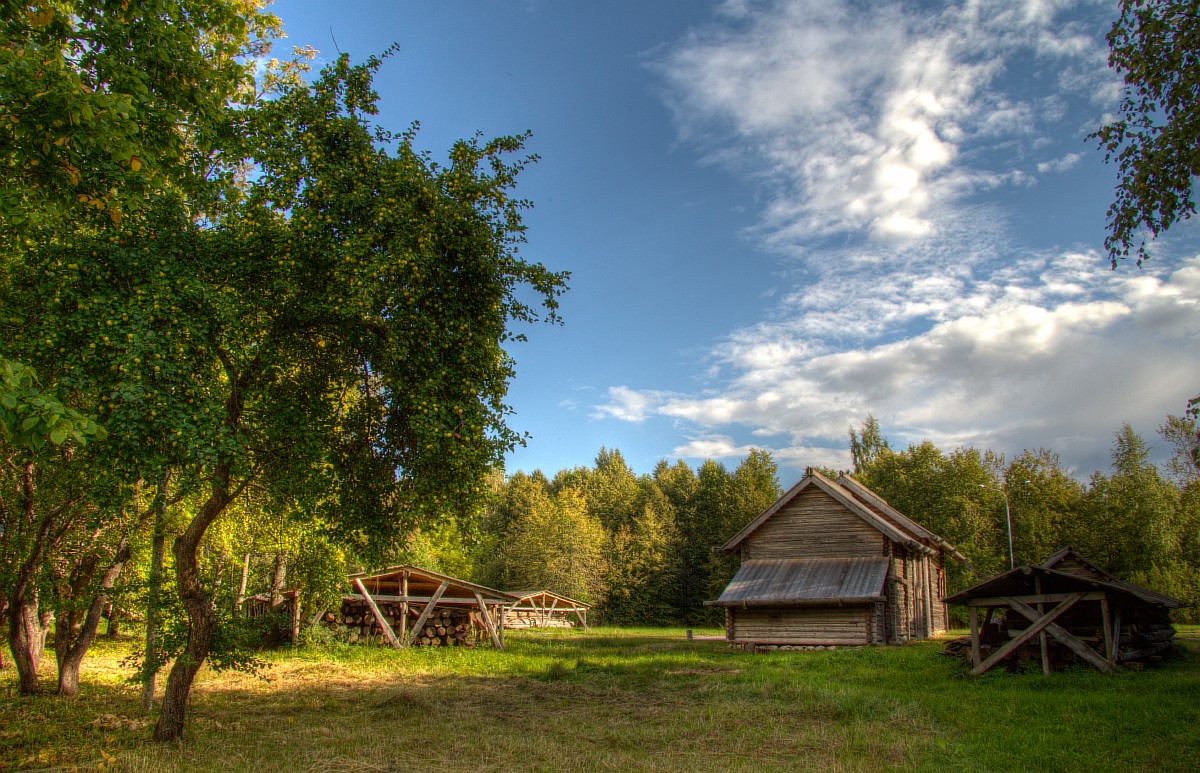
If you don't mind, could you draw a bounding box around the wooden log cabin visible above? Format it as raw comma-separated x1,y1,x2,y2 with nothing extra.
944,547,1187,675
711,469,965,649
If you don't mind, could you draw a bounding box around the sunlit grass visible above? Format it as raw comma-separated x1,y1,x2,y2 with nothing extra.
1,627,1197,771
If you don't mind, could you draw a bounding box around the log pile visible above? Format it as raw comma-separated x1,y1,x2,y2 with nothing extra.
503,609,574,629
1117,621,1176,663
321,601,479,647
939,621,1177,670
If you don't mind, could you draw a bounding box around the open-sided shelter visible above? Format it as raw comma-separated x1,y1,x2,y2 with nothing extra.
243,589,301,644
944,547,1187,675
502,590,591,630
315,565,511,649
710,469,965,648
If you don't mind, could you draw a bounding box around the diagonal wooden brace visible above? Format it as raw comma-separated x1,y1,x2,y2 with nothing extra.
1005,595,1113,673
353,578,401,649
473,590,503,650
970,592,1088,676
405,580,449,647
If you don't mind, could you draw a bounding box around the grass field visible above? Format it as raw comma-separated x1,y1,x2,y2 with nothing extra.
2,626,1198,772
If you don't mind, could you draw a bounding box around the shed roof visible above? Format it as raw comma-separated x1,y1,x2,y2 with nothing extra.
348,565,512,604
720,469,961,560
710,557,889,608
504,590,591,609
943,558,1187,609
1039,547,1185,607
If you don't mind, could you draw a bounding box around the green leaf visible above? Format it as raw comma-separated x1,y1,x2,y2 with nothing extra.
49,424,69,445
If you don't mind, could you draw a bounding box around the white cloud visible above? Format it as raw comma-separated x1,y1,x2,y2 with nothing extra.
670,434,848,472
591,386,667,423
1037,152,1084,173
652,0,1113,260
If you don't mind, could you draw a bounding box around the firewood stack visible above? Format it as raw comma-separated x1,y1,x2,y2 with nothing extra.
504,609,574,629
414,607,476,647
938,621,1178,670
1117,621,1176,663
321,602,479,647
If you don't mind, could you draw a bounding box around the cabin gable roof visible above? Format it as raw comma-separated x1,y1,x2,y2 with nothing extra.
721,469,949,555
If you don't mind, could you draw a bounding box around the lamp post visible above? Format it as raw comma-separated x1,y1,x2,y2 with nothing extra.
979,484,1014,570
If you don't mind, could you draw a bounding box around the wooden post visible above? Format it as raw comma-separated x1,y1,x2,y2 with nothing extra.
406,581,449,647
354,578,401,649
1112,607,1122,663
968,606,981,668
472,590,503,650
970,594,1084,676
970,594,1112,676
1100,595,1114,662
1034,577,1050,675
400,572,408,642
1008,595,1112,673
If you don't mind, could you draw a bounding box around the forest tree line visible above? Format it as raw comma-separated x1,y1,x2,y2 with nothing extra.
8,410,1197,694
312,412,1200,627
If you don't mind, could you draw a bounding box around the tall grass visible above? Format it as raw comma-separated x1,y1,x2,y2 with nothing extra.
1,627,1196,771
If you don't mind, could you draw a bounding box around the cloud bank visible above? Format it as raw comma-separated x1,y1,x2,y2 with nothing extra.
599,0,1200,476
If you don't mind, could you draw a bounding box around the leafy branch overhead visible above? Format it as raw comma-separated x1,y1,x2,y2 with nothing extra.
0,0,282,239
1092,0,1200,267
0,359,105,451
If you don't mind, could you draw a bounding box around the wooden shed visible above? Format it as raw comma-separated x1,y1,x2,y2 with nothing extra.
710,469,964,649
315,565,510,650
944,548,1187,675
502,591,591,630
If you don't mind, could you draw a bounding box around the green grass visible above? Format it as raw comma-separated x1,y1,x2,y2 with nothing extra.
2,627,1198,772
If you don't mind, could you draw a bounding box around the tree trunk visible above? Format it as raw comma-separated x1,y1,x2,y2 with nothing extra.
154,352,257,741
270,550,288,610
141,471,173,711
3,460,83,695
154,469,235,742
105,596,123,637
6,594,47,695
141,525,168,709
235,544,252,616
56,540,132,697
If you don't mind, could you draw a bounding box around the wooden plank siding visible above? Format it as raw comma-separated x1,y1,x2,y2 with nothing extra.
740,487,884,561
730,606,873,646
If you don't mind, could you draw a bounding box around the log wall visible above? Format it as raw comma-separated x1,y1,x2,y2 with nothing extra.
729,606,872,646
740,487,884,561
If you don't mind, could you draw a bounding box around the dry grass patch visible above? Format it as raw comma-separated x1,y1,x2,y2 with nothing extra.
2,627,1198,771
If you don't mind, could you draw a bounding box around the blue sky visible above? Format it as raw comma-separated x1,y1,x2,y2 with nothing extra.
271,0,1200,483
